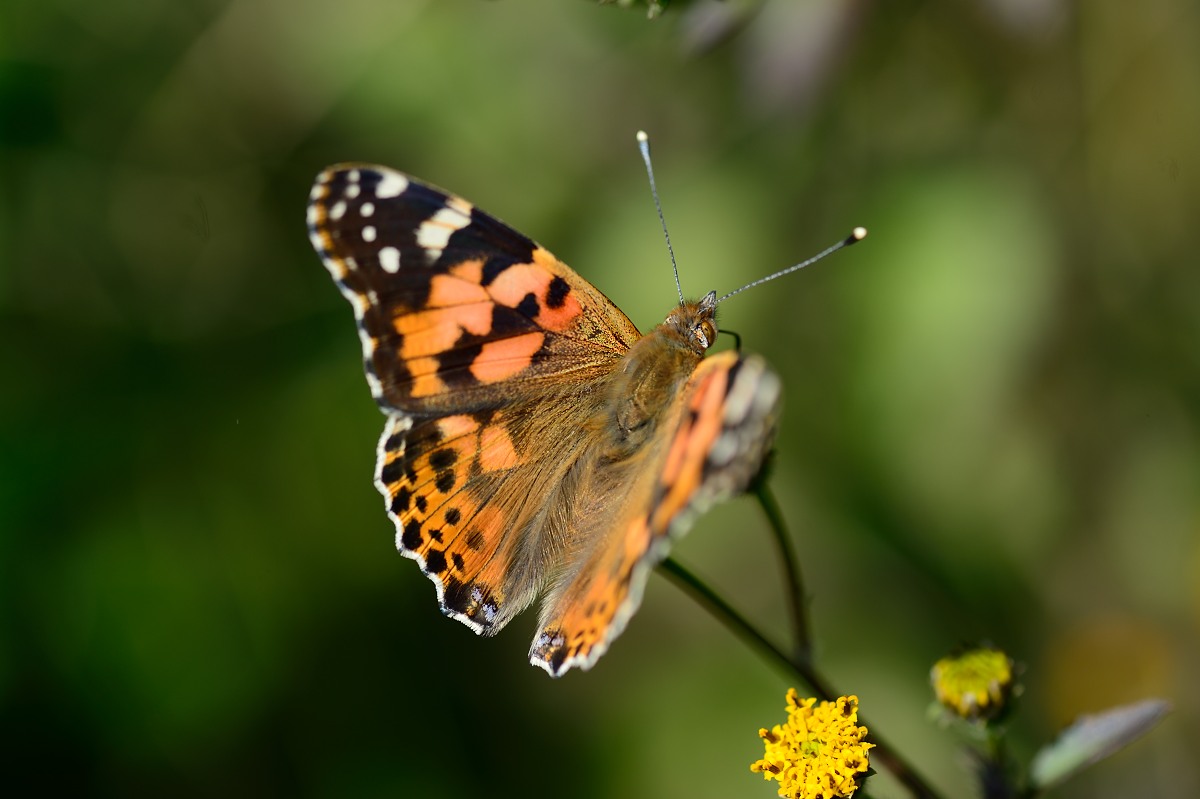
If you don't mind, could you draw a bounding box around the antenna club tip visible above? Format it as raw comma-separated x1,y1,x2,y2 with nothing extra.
849,226,868,243
636,130,649,143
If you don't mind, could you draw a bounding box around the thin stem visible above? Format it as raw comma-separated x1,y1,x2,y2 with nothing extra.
659,556,944,799
754,481,811,663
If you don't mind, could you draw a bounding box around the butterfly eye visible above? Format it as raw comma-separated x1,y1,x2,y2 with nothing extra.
694,320,716,349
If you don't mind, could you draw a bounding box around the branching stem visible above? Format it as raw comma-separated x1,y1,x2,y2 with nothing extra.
659,488,943,799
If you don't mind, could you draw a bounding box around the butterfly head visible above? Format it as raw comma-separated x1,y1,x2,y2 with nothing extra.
662,290,718,355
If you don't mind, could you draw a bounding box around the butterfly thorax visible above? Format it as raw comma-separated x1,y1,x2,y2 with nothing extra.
602,291,718,456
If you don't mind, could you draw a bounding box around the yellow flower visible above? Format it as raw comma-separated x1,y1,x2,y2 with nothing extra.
931,646,1015,720
751,690,874,799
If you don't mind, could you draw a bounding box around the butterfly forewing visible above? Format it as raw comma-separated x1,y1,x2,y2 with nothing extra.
308,164,641,415
375,397,609,637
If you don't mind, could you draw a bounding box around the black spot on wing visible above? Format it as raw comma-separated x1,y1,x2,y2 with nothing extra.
516,292,540,320
401,518,422,550
428,448,457,471
407,421,444,449
380,458,405,486
490,305,540,337
384,429,409,453
390,486,411,514
424,549,447,575
546,276,570,309
442,576,470,613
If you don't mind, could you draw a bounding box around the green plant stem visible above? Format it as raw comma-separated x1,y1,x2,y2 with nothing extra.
659,557,943,799
754,481,811,663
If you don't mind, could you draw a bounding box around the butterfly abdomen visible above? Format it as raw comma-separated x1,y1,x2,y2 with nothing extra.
605,331,702,454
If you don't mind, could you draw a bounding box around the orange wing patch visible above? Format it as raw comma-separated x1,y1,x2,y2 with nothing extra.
650,358,731,531
487,250,585,334
470,333,546,383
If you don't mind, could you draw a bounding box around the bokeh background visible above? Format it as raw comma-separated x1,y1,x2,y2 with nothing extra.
3,0,1198,796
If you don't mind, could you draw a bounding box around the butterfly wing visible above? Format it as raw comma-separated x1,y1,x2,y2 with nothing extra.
529,351,782,677
308,165,643,632
307,164,642,415
375,387,625,635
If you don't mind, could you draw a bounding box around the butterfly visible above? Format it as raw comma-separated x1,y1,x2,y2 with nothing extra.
307,162,787,677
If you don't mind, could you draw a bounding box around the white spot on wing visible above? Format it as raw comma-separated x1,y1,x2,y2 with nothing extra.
362,225,377,242
379,246,401,273
329,200,347,220
472,587,499,624
754,370,781,414
345,183,360,199
723,358,764,425
375,171,409,198
360,202,375,217
708,431,738,466
416,205,471,260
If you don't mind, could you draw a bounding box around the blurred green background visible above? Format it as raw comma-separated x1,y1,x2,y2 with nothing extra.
2,1,1198,796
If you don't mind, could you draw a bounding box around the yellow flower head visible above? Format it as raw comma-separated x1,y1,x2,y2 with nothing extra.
931,646,1015,720
751,691,874,799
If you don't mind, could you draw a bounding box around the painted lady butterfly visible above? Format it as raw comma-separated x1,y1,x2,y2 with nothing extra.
306,151,857,677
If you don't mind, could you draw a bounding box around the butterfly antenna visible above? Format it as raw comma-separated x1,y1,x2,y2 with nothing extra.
717,227,868,304
637,131,685,304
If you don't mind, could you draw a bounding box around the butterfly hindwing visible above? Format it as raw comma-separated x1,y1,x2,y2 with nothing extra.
529,351,782,676
376,411,519,634
375,391,607,636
